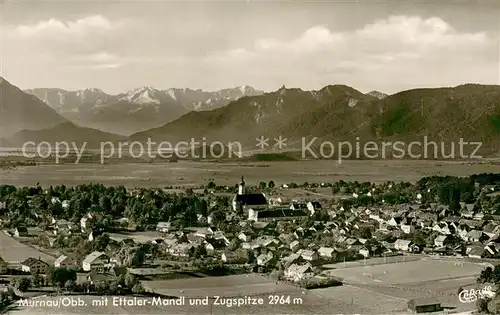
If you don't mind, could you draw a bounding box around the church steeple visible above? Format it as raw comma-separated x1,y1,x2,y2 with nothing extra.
238,176,245,195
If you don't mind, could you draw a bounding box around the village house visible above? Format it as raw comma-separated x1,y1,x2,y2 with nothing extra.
14,225,28,237
467,246,488,259
248,207,309,222
482,222,500,238
256,252,274,266
359,247,370,258
54,219,77,235
167,243,193,257
281,252,301,266
394,239,416,252
434,235,448,248
300,249,318,262
237,232,253,242
284,262,314,282
400,224,415,234
290,240,301,252
318,247,335,259
221,250,249,264
54,255,75,269
82,251,109,273
196,226,217,238
156,222,171,233
465,230,489,243
408,297,441,313
21,257,49,274
290,202,308,211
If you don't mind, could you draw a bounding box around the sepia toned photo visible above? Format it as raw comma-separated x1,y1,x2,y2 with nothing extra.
1,0,500,314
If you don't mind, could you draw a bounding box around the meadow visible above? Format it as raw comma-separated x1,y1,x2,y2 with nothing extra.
2,159,500,188
0,231,55,264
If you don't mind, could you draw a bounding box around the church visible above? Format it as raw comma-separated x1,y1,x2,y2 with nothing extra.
232,176,268,213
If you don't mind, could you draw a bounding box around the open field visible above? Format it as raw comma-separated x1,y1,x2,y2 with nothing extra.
324,258,485,313
7,270,478,314
326,258,485,285
2,160,500,187
0,231,55,264
7,286,411,315
142,274,300,298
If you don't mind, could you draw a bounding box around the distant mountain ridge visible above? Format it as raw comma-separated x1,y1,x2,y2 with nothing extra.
1,77,68,137
130,83,500,156
7,76,500,158
25,85,264,135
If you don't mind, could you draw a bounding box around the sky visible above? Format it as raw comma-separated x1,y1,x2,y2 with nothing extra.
1,0,499,94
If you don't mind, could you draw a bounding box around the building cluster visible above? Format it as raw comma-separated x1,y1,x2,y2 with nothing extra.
3,177,500,290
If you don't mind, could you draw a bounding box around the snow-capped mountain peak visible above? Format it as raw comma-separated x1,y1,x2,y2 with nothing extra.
120,86,161,104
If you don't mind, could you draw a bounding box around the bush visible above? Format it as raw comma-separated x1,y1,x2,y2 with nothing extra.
297,277,342,289
477,297,490,313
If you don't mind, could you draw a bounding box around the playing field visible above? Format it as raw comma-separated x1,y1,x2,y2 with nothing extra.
0,231,55,264
2,160,500,187
326,258,484,285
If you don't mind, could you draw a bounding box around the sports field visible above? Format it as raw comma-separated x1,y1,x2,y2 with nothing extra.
326,258,484,285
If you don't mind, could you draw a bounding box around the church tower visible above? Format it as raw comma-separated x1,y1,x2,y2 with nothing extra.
238,176,245,195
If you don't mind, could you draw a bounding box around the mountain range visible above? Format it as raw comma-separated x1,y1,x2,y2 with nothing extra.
4,75,500,157
25,85,263,135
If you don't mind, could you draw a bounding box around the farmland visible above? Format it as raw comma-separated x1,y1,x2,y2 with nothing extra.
7,269,476,314
1,159,500,188
7,286,408,314
142,274,300,298
0,231,55,264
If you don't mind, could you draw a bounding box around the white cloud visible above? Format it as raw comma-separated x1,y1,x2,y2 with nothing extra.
198,15,495,91
8,15,113,38
3,14,497,93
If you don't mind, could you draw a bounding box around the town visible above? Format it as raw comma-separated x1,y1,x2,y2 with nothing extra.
1,173,500,313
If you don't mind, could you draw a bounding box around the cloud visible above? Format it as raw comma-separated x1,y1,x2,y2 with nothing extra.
5,15,129,72
8,15,113,39
3,14,497,93
199,15,496,91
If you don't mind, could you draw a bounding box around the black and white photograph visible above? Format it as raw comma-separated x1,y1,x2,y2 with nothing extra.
1,0,500,314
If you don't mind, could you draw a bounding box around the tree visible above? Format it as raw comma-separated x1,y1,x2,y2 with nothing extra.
193,245,207,259
132,283,145,294
259,182,267,190
124,273,138,289
52,268,77,288
268,181,275,189
64,280,76,292
93,234,110,251
477,298,490,313
228,238,241,251
32,274,43,288
449,188,461,213
359,227,372,239
14,277,31,292
478,266,493,284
